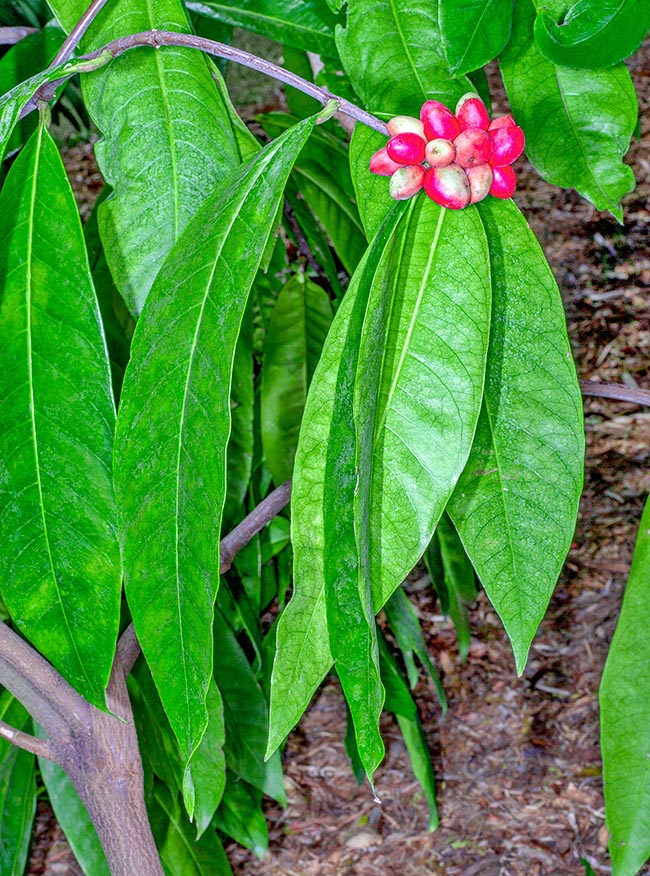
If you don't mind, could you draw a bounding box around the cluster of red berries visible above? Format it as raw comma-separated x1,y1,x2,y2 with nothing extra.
369,92,525,209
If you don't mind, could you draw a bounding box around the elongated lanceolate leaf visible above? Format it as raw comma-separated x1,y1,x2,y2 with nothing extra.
534,0,650,69
186,0,341,56
261,274,332,485
0,693,36,876
336,0,472,116
115,116,315,761
349,124,393,240
213,778,268,859
439,0,512,75
600,496,650,876
448,198,584,673
0,125,120,704
268,198,491,756
47,0,241,317
500,0,637,221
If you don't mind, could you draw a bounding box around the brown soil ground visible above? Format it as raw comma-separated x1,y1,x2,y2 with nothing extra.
30,42,650,876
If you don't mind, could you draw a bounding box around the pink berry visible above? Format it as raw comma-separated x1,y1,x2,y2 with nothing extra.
424,164,470,210
387,132,426,166
453,127,492,168
420,102,460,141
369,146,403,176
467,164,493,204
387,115,426,139
456,93,490,131
424,138,455,167
488,114,516,131
389,165,425,200
490,125,525,167
490,165,517,199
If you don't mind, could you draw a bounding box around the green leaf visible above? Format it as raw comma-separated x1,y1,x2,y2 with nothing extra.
378,636,439,831
183,681,226,836
335,0,472,116
0,693,36,876
36,727,111,876
149,782,232,876
499,0,637,221
213,777,268,858
435,514,477,662
439,0,512,75
448,198,584,673
114,116,315,760
0,124,120,705
223,307,254,531
600,495,650,876
349,123,393,241
269,198,491,757
186,0,341,56
283,45,320,118
285,182,344,298
47,0,242,316
261,273,333,485
533,0,650,68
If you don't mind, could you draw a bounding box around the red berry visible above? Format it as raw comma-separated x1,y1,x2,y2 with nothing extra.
490,125,525,167
369,146,402,176
387,132,426,165
420,103,460,141
467,164,493,204
490,165,517,199
387,115,425,139
424,165,470,210
453,128,492,168
488,114,516,131
456,93,490,131
424,138,455,167
389,165,425,200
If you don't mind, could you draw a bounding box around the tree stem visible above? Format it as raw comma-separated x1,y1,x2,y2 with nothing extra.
50,0,111,66
579,379,650,407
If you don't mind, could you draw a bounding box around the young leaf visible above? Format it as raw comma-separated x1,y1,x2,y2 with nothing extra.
448,198,584,673
600,495,650,876
114,116,316,761
0,694,36,876
336,0,472,115
261,273,333,485
499,0,637,221
439,0,512,75
533,0,650,69
47,0,242,316
0,124,120,705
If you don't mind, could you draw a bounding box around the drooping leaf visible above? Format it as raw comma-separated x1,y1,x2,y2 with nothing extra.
223,305,254,531
149,782,232,876
47,0,242,316
261,273,333,485
285,181,343,298
0,124,120,705
448,198,584,673
439,0,512,75
0,693,36,876
183,681,226,836
185,0,341,56
269,197,491,756
336,0,472,116
213,776,268,859
533,0,650,69
114,116,315,760
499,0,637,221
434,514,477,662
600,495,650,876
378,635,439,831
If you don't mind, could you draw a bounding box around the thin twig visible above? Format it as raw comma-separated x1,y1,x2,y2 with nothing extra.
0,719,57,761
0,26,39,44
50,0,111,66
579,379,650,407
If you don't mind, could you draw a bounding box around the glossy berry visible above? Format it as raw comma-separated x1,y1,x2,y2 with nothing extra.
453,128,492,168
456,93,490,131
387,115,426,139
467,164,493,204
424,164,471,210
488,114,516,132
424,138,455,167
490,125,525,167
369,146,403,176
420,102,460,141
389,165,426,200
490,165,517,199
387,132,426,165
